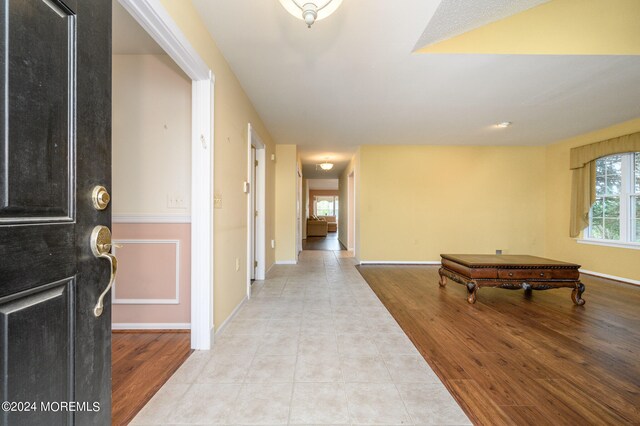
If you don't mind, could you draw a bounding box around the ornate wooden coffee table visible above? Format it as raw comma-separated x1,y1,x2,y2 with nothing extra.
438,254,585,305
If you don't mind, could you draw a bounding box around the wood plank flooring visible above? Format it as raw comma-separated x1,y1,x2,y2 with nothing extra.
112,331,192,426
302,232,346,251
357,265,640,425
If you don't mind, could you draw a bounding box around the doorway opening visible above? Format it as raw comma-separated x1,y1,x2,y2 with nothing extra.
303,179,345,251
247,124,266,298
110,0,213,423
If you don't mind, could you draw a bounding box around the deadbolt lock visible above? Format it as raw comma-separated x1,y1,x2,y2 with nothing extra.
92,185,111,210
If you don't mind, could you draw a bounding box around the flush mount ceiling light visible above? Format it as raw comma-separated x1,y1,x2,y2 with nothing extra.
496,121,512,128
279,0,343,28
317,158,334,170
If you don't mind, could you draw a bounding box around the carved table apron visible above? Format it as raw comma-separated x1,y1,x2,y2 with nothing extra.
438,254,585,305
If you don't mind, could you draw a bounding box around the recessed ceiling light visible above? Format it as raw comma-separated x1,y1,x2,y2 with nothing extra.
496,121,512,128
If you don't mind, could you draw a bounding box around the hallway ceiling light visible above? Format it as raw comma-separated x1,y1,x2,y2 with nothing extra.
496,121,512,128
318,158,334,170
279,0,343,28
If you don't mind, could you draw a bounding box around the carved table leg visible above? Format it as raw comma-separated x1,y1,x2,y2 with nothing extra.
466,282,478,304
438,268,447,287
571,282,586,306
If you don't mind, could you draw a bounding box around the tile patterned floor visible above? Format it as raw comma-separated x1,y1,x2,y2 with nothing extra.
131,250,470,425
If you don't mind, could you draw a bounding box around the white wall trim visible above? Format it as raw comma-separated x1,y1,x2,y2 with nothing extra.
580,269,640,286
215,296,247,336
111,239,180,305
577,238,640,250
119,0,214,350
112,215,191,224
118,0,209,81
276,260,298,265
359,260,442,265
191,78,214,350
112,323,191,330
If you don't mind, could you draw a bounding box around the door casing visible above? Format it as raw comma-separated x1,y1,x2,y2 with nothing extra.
118,0,214,349
247,123,266,299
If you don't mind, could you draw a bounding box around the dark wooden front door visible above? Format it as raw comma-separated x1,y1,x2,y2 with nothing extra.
0,0,111,424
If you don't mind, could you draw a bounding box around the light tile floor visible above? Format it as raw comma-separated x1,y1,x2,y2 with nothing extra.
132,250,470,425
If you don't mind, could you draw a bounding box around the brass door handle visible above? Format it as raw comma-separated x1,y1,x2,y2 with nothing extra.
90,226,118,317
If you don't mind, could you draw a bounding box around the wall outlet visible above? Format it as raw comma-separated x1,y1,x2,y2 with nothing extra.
235,258,240,271
167,194,187,209
214,194,222,209
495,249,503,255
271,240,275,249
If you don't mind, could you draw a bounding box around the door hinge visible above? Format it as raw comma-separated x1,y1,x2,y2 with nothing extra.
254,260,258,267
255,210,258,217
255,160,259,167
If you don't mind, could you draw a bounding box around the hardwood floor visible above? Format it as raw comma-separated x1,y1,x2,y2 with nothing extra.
112,331,192,426
303,232,346,251
357,265,640,425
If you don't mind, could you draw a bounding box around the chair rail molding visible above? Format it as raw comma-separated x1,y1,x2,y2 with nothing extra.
112,215,191,224
118,0,214,350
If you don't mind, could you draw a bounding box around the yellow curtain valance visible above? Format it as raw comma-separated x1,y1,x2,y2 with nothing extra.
569,131,640,238
570,131,640,170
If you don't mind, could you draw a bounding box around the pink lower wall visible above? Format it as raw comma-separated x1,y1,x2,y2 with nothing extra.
111,223,191,326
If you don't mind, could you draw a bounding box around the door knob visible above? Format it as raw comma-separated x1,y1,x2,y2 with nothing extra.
90,225,118,317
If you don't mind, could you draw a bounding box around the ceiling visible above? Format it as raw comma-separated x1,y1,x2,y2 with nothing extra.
308,179,339,190
414,0,549,50
192,1,640,178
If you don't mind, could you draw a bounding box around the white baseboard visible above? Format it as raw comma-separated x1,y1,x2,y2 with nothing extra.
112,322,191,330
580,269,640,286
275,260,297,265
266,262,275,276
359,260,441,265
215,296,247,336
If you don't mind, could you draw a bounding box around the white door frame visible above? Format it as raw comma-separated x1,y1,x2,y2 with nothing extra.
247,124,266,299
297,167,302,259
348,171,355,251
119,0,214,350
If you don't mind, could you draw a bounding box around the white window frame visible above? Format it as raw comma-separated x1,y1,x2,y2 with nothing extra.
314,195,338,217
579,152,640,250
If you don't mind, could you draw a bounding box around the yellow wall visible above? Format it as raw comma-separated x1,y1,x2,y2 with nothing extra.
161,0,277,329
275,145,298,262
357,145,547,261
545,118,640,281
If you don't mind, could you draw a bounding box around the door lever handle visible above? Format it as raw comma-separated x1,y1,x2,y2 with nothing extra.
90,226,118,317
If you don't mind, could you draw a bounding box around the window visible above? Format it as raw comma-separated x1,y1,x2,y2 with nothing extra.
315,196,339,217
587,152,640,243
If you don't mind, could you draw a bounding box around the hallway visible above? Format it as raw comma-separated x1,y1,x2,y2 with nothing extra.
131,251,469,425
302,232,345,251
